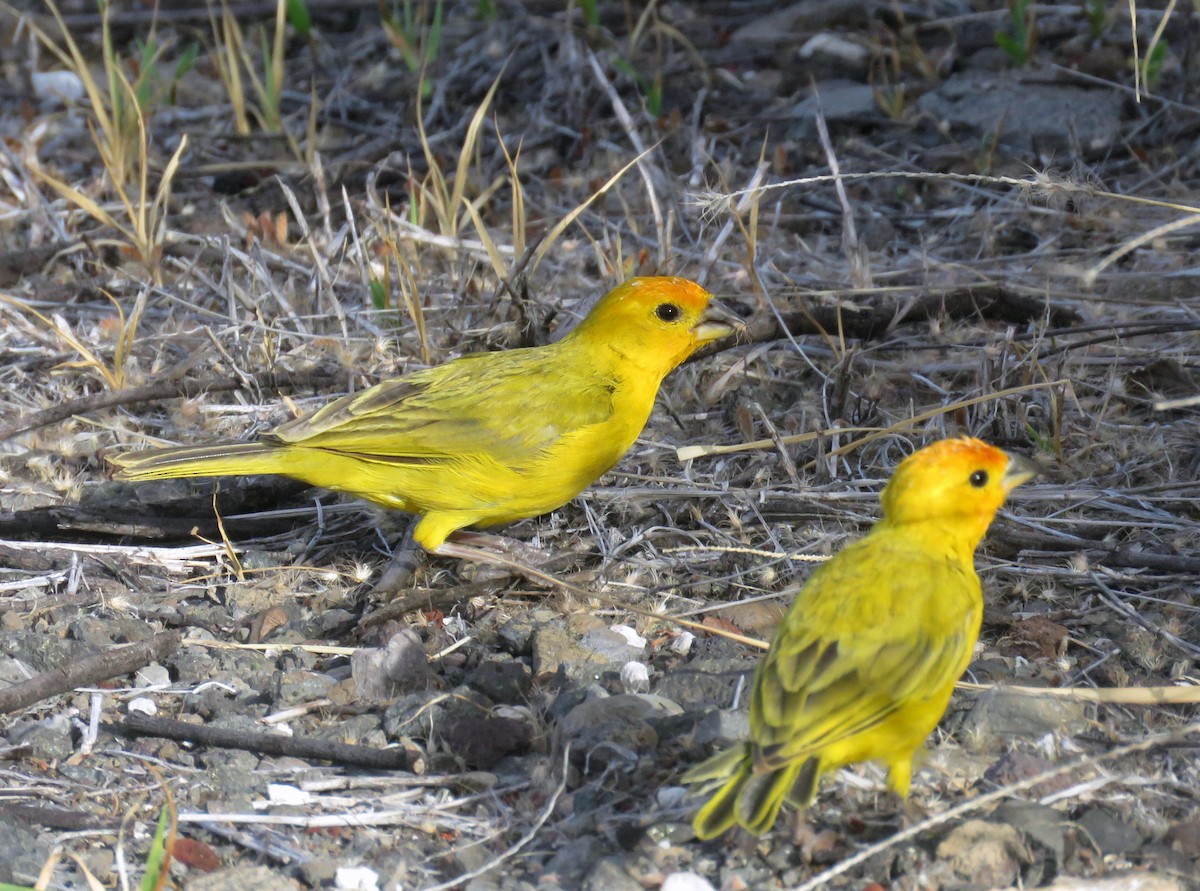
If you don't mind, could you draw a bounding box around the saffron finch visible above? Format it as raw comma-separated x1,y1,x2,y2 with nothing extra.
110,277,737,552
686,437,1037,839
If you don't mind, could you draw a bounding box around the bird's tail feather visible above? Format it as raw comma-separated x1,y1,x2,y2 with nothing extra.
109,442,285,481
687,745,822,839
688,745,753,840
737,761,803,835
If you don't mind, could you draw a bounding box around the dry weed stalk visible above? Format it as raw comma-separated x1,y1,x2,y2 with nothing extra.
16,0,187,281
413,71,504,241
0,288,148,391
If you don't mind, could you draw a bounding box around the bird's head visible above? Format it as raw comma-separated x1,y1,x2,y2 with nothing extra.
571,277,741,375
880,437,1037,546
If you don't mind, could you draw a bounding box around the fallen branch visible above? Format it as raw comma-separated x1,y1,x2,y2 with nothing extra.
0,630,181,714
0,802,119,831
109,714,412,771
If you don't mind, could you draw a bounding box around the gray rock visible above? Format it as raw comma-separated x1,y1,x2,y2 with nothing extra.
67,616,155,647
8,714,74,761
466,658,532,704
195,747,265,804
185,865,302,890
382,685,492,742
728,0,867,45
653,659,752,709
275,669,334,707
533,623,630,682
583,858,642,891
318,713,385,747
497,616,536,655
0,655,27,687
169,647,220,683
57,761,112,786
352,629,434,702
135,663,171,688
298,856,339,886
994,801,1067,863
960,688,1090,753
1077,806,1142,856
578,628,644,663
785,79,880,140
0,816,50,883
556,693,679,769
917,69,1123,160
290,608,356,640
936,819,1032,887
0,631,100,673
543,837,609,886
693,709,750,748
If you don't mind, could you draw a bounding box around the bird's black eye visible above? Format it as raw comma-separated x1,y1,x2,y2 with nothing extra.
656,302,682,322
969,470,989,488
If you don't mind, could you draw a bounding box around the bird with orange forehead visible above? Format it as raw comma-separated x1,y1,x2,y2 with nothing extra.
686,437,1037,838
110,277,739,562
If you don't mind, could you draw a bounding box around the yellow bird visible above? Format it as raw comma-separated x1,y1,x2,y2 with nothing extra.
686,437,1037,838
110,277,738,552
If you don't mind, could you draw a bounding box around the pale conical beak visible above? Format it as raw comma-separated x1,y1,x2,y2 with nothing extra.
1002,452,1039,492
692,301,743,344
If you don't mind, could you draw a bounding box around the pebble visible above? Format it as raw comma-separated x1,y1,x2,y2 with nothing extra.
993,801,1066,863
662,873,718,891
1039,876,1184,891
275,669,335,707
619,661,650,693
670,632,695,655
543,837,610,886
497,616,536,655
465,658,532,704
1076,806,1142,856
582,858,643,891
134,662,171,688
0,815,51,885
555,693,666,768
693,708,750,747
335,865,380,890
127,696,157,716
8,713,74,761
960,688,1089,753
608,625,647,649
654,658,751,709
578,628,645,663
916,69,1123,159
186,865,303,890
936,819,1030,887
352,628,434,701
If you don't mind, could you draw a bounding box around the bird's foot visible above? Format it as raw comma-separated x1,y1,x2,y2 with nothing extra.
441,530,554,567
362,522,424,601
